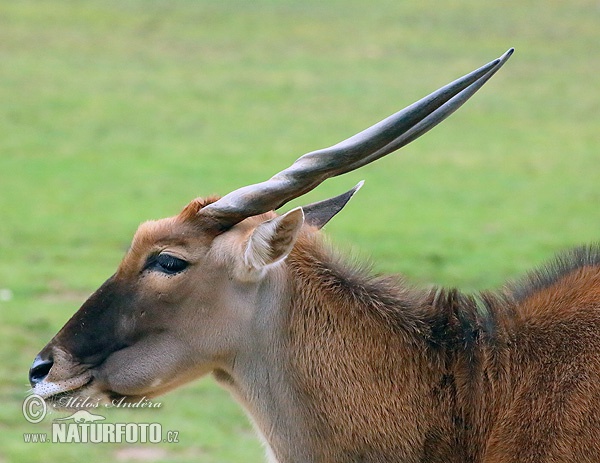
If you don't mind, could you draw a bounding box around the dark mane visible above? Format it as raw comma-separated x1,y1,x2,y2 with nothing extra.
288,233,428,333
288,233,515,354
424,288,513,350
506,244,600,303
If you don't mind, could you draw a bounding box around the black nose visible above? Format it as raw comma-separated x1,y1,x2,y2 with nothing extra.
29,354,54,387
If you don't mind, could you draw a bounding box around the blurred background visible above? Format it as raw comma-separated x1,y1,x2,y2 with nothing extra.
1,1,598,462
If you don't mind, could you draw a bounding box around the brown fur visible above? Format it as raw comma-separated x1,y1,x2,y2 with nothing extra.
281,234,600,462
29,51,532,461
31,202,600,462
116,196,220,277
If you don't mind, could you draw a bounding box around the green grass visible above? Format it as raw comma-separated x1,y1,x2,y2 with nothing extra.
1,0,598,462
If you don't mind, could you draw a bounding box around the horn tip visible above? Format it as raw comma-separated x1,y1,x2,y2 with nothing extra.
499,48,515,62
354,180,365,193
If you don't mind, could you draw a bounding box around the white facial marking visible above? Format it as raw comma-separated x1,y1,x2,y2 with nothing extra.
33,372,92,399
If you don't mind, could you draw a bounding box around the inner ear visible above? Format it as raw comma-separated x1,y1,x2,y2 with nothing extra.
244,208,305,270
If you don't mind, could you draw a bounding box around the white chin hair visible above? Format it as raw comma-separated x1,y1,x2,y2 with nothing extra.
34,381,112,410
33,381,67,399
33,371,92,399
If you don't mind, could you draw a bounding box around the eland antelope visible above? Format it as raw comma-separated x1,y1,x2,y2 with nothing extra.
29,48,600,462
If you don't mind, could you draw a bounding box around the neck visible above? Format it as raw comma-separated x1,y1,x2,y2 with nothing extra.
219,234,515,463
215,264,315,462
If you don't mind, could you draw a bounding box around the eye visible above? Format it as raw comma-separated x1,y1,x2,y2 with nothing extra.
144,253,189,275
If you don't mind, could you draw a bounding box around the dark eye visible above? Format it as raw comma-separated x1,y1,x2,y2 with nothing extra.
145,253,189,275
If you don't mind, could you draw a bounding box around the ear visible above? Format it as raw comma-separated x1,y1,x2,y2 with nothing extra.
303,181,364,229
244,207,305,269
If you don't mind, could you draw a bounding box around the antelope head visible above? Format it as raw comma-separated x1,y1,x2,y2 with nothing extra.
29,50,513,408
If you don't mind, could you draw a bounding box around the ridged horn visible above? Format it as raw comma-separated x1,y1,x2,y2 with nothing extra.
201,48,514,229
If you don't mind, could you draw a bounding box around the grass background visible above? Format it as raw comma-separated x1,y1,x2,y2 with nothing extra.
0,0,598,462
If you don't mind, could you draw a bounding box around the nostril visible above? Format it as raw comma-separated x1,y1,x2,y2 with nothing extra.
29,354,54,387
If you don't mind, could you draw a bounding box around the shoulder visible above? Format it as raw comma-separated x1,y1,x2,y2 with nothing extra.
507,245,600,302
506,245,600,322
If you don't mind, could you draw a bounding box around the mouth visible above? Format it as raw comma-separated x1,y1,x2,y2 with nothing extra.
39,377,165,411
43,385,131,410
37,377,103,410
32,371,93,400
33,370,127,410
